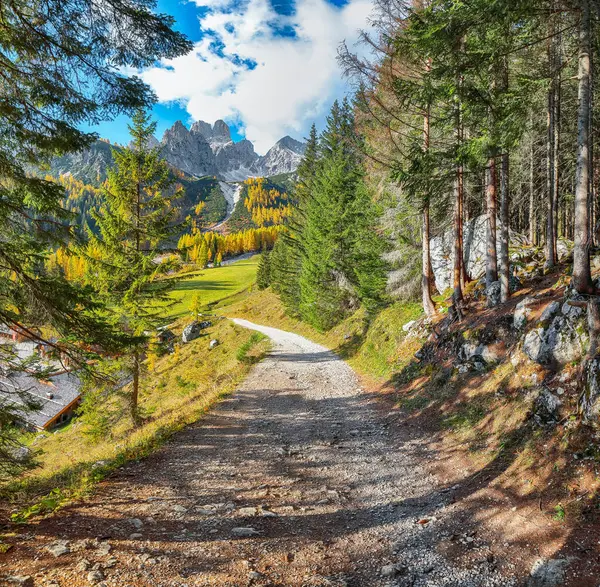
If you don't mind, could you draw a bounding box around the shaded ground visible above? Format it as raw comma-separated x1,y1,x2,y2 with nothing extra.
1,321,554,586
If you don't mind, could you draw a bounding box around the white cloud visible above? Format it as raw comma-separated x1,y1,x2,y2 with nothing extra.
141,0,371,153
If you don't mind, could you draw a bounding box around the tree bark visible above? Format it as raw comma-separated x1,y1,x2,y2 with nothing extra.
553,23,561,257
545,8,557,268
422,206,436,316
453,165,464,307
546,79,556,268
486,157,498,289
499,153,510,302
529,135,536,245
131,351,140,425
573,0,594,294
421,57,436,317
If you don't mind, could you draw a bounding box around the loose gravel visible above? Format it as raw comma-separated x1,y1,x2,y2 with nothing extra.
1,320,520,586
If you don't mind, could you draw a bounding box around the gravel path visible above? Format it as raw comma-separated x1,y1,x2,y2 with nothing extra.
2,320,519,587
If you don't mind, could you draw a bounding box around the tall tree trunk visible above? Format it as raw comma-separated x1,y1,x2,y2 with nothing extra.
131,351,140,425
453,36,465,313
546,83,556,267
553,23,561,255
422,206,436,315
573,0,594,293
454,165,464,306
421,57,436,317
546,12,557,268
498,57,510,302
499,153,510,302
486,157,498,289
529,135,536,245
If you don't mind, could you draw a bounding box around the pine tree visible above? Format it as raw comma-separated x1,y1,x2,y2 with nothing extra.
88,110,184,424
257,250,272,290
0,0,190,472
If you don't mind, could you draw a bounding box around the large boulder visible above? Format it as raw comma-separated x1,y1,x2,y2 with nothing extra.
430,214,529,294
544,315,587,365
581,357,600,423
523,328,547,363
522,301,588,366
182,320,212,343
514,296,535,330
533,388,562,426
539,301,560,325
486,280,501,307
556,238,574,262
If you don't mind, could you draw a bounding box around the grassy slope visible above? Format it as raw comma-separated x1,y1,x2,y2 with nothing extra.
2,257,266,515
217,288,423,386
168,257,259,318
4,318,269,511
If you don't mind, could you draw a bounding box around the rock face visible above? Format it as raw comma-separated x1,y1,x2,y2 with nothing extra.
581,357,600,423
46,121,306,188
533,388,562,425
160,121,217,177
163,121,305,180
182,320,212,343
522,299,589,366
430,215,528,294
46,140,115,185
514,296,534,330
252,136,306,177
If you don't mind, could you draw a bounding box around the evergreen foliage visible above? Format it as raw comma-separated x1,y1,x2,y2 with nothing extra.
0,0,190,473
257,251,272,290
271,101,388,331
87,110,184,423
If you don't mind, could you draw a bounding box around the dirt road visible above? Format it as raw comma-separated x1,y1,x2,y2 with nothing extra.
1,320,518,587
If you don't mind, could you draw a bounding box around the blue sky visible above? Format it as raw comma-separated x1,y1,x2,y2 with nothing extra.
92,0,371,153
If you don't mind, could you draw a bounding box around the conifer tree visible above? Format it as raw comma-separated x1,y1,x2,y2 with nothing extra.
257,250,272,290
0,0,190,471
296,101,388,330
89,110,183,423
271,125,319,315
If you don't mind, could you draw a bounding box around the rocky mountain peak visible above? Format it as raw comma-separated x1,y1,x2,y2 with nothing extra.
212,120,231,141
190,120,213,140
275,135,306,154
57,120,307,183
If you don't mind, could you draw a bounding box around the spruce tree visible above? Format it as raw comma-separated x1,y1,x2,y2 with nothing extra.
257,250,272,290
271,125,319,315
0,0,190,472
89,110,183,423
298,101,387,330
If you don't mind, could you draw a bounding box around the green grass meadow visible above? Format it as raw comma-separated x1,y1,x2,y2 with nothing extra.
168,256,259,318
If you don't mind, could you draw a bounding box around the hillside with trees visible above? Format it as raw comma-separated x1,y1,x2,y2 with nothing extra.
5,0,600,584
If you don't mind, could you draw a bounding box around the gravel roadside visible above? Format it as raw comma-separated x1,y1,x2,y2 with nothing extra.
1,319,520,587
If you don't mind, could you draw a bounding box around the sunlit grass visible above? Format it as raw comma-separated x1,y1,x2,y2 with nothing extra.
3,318,270,510
167,257,259,318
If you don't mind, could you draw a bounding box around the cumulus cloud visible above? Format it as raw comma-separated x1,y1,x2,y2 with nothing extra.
141,0,372,153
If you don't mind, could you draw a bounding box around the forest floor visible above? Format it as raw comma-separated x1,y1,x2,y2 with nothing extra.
1,318,590,587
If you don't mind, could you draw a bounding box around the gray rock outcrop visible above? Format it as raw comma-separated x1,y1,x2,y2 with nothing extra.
514,296,534,330
430,215,529,294
522,300,588,366
160,121,217,177
182,320,212,343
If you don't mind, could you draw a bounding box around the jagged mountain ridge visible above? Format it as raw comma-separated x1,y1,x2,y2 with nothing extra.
160,118,305,181
47,120,305,186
